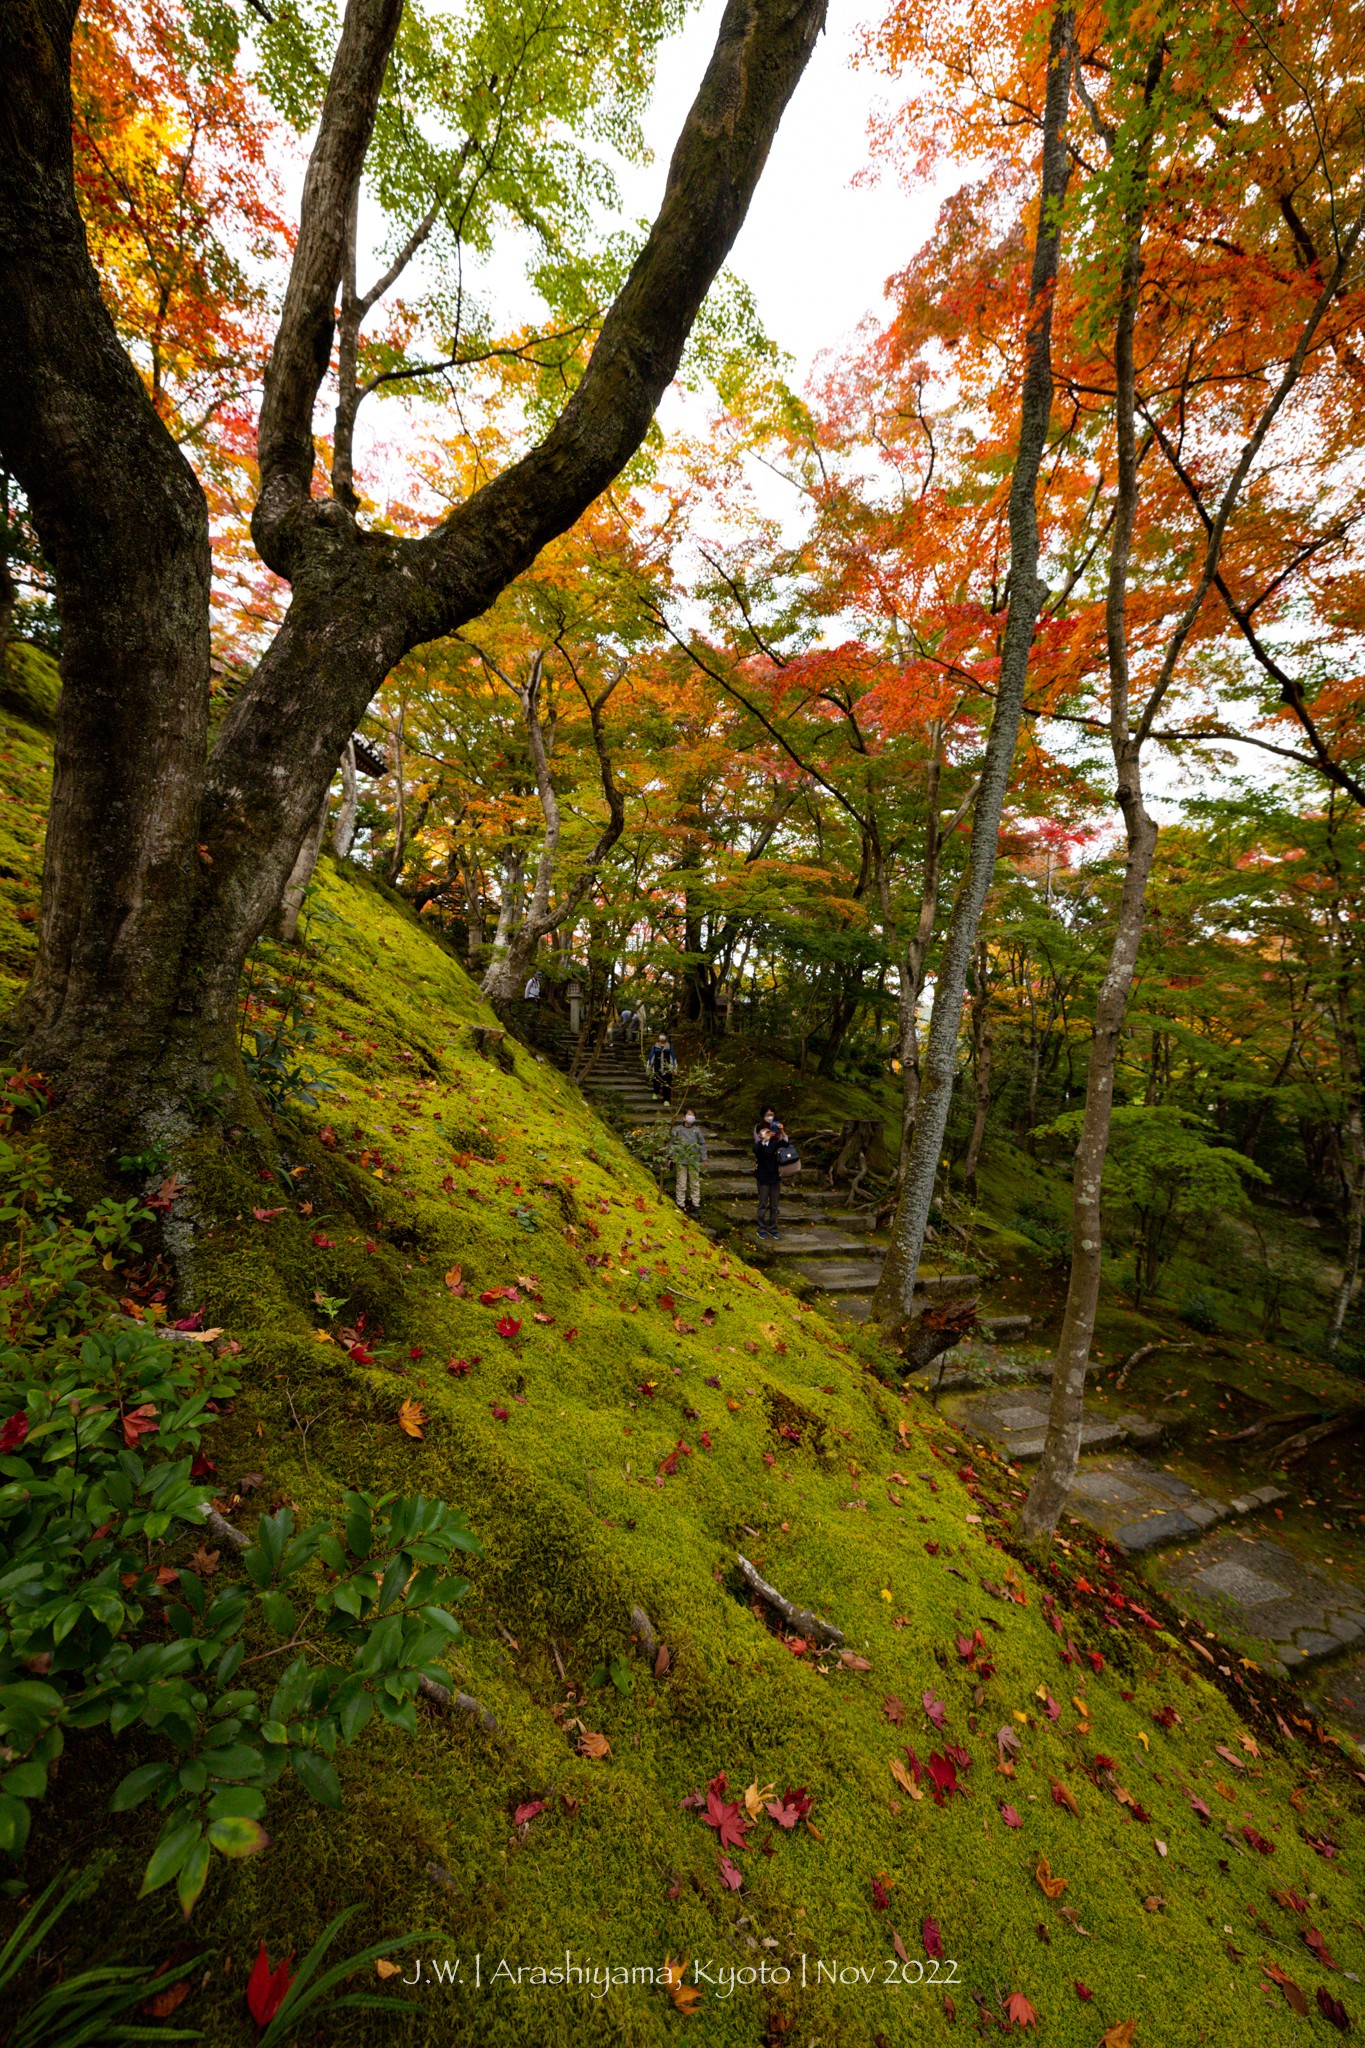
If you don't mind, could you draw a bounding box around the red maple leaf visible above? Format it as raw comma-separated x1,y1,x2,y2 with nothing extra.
926,1753,959,1804
310,1231,335,1248
246,1942,295,2028
1074,1981,1093,2001
495,1316,521,1339
702,1787,750,1852
922,1689,947,1730
1000,1804,1023,1828
922,1917,943,1958
251,1205,284,1221
1002,1990,1038,2030
489,1403,509,1422
513,1800,546,1827
121,1403,159,1449
870,1877,892,1913
0,1413,29,1456
718,1855,743,1891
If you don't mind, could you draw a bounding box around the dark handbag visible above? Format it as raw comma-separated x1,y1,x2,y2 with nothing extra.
774,1140,801,1179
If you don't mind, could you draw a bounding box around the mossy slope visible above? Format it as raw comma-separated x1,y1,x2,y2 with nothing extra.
3,728,1362,2046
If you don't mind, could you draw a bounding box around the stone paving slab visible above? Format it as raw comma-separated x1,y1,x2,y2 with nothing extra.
789,1257,884,1291
1057,1454,1274,1555
748,1228,868,1254
1156,1535,1365,1671
942,1386,1126,1461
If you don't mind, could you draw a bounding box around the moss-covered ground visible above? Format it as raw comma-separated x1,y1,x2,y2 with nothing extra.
3,694,1364,2046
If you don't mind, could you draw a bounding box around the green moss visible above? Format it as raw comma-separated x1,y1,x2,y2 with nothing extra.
5,767,1364,2046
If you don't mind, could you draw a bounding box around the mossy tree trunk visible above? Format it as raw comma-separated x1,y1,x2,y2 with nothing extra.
0,0,827,1148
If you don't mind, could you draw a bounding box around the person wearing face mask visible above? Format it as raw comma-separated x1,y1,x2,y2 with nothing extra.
754,1118,783,1239
753,1105,779,1143
669,1109,708,1215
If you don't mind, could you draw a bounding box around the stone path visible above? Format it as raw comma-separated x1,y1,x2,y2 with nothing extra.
1156,1534,1365,1675
542,1025,1365,1746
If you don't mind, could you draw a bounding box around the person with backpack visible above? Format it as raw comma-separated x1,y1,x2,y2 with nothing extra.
647,1033,677,1102
669,1109,708,1215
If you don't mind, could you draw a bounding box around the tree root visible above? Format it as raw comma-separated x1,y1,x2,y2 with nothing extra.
417,1675,503,1735
630,1604,659,1659
736,1554,845,1647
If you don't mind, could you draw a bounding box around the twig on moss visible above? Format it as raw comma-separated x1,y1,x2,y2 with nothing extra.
630,1604,658,1659
417,1674,503,1735
203,1507,248,1551
736,1554,845,1647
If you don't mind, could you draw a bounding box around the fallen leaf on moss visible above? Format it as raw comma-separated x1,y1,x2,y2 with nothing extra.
661,1956,699,2016
922,1689,947,1731
922,1917,943,1959
884,1694,906,1725
1264,1961,1307,2015
1000,1804,1023,1828
1098,2026,1137,2048
251,1206,284,1221
1002,1990,1037,2030
1074,1981,1093,2001
578,1730,611,1760
1035,1856,1067,1900
1304,1928,1339,1970
744,1781,776,1821
1050,1779,1080,1817
719,1856,743,1891
375,1958,402,1981
1316,1989,1350,2031
397,1400,426,1439
840,1650,872,1672
140,1977,190,2020
889,1757,923,1801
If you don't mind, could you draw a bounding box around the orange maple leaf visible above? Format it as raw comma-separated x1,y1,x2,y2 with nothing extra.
661,1954,700,2015
398,1400,427,1439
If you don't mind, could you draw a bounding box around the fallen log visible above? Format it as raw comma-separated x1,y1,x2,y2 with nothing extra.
736,1554,845,1647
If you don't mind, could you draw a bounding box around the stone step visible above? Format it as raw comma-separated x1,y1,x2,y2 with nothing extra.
735,1227,869,1255
978,1313,1032,1342
940,1387,1162,1468
788,1257,885,1292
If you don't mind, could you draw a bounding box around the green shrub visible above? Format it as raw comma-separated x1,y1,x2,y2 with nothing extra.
0,1072,481,1917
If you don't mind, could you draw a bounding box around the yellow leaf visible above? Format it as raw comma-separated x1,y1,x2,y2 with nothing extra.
398,1399,427,1439
662,1955,700,2015
375,1958,402,1981
889,1757,923,1801
1013,1710,1029,1724
314,1329,335,1343
1035,1854,1068,1899
1100,2023,1137,2047
744,1780,775,1820
1136,1730,1149,1751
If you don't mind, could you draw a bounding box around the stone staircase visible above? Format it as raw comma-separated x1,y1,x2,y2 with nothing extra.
535,1022,1365,1738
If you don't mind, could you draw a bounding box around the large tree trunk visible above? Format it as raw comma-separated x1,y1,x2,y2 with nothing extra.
0,0,826,1146
872,1,1074,1323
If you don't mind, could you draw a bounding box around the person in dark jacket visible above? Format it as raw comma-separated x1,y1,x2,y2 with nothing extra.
647,1033,677,1102
753,1104,779,1143
754,1121,783,1238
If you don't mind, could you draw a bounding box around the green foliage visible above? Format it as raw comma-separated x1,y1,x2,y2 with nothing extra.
0,1855,199,2045
0,1079,481,1916
1040,1105,1268,1306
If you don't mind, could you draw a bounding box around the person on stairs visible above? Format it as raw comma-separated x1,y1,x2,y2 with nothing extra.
754,1120,783,1240
670,1110,707,1215
647,1032,677,1102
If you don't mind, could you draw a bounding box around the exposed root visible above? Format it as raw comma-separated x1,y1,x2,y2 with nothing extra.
736,1553,845,1647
